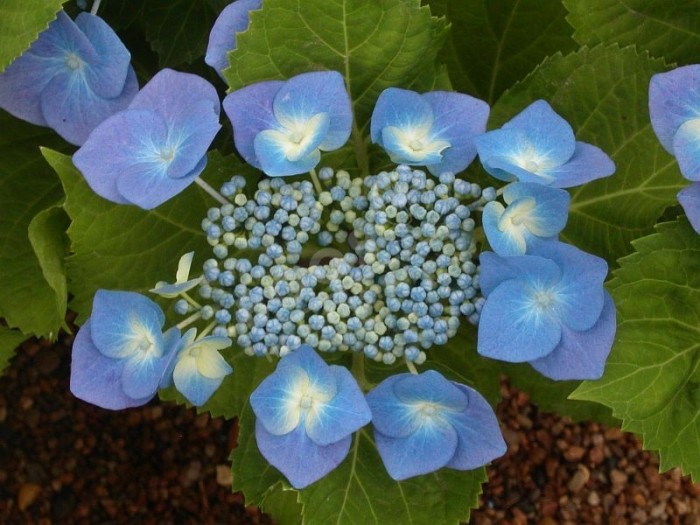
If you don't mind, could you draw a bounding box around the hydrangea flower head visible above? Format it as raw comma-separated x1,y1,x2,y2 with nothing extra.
370,87,489,176
73,69,221,209
165,328,233,407
478,242,616,380
70,290,180,410
483,182,570,255
250,345,371,488
205,0,262,78
648,65,700,233
223,71,352,176
474,100,615,188
0,11,138,145
366,370,505,480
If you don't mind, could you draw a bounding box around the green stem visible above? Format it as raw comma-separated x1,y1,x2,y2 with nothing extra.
181,292,201,310
351,120,370,177
90,0,102,15
197,321,217,340
195,177,228,205
176,312,201,330
352,352,370,391
405,359,418,375
309,168,324,194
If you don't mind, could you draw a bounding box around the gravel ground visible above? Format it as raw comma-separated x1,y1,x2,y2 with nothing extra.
1,334,698,524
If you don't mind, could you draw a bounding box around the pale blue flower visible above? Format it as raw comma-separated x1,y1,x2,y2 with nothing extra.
0,11,138,145
70,290,180,410
482,182,570,255
477,242,615,380
205,0,261,78
250,345,371,488
366,370,505,481
370,88,489,176
678,182,700,233
151,252,203,297
474,100,615,188
73,69,221,209
223,71,352,176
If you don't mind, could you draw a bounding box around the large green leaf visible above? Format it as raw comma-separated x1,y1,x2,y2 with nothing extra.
0,114,68,337
427,0,576,104
224,0,448,175
45,148,251,322
233,404,487,525
565,0,700,66
0,327,28,374
491,45,686,264
572,218,700,479
0,0,66,74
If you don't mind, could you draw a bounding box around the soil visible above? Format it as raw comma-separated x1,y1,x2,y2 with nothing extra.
1,334,698,524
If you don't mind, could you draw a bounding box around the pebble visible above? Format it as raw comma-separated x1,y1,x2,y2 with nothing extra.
567,465,590,492
17,483,41,511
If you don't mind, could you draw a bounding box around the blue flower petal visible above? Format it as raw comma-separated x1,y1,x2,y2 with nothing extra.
530,292,616,380
478,251,561,296
254,120,325,176
90,290,165,360
678,182,700,234
422,91,489,175
370,88,433,148
483,200,531,256
121,351,172,400
172,353,227,406
366,375,420,438
474,129,533,182
503,182,570,237
673,119,700,182
649,65,700,153
255,420,351,489
477,279,562,362
205,0,262,77
250,365,310,436
394,370,468,411
305,365,371,446
445,383,507,470
277,344,337,398
374,418,457,481
540,142,615,188
70,320,154,410
159,326,187,389
223,80,285,169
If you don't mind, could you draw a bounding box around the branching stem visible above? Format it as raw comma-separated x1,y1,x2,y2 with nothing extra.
195,177,228,205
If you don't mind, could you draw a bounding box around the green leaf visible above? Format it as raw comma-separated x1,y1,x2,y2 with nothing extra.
224,0,448,174
491,45,687,264
565,0,700,66
572,218,700,479
233,405,487,525
0,0,67,74
0,114,68,337
428,0,576,104
44,148,251,322
258,484,303,525
0,327,28,373
143,0,222,67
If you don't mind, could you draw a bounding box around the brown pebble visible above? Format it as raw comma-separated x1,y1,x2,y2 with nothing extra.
539,517,557,525
216,465,233,487
18,483,42,511
587,491,600,506
564,445,586,462
610,469,627,486
567,465,590,492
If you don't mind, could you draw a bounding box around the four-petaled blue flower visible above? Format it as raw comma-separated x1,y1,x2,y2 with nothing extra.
370,87,489,176
478,242,616,380
70,290,180,410
223,71,352,177
366,370,506,481
164,328,233,407
474,100,615,188
0,11,138,145
73,68,221,209
483,182,570,256
151,252,203,297
205,0,261,78
250,345,371,488
649,65,700,233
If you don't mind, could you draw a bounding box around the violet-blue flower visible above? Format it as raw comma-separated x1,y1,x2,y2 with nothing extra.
73,68,221,209
205,0,261,78
477,242,616,380
70,290,180,410
370,87,489,176
482,182,570,255
474,100,615,188
366,370,505,481
151,252,203,297
223,71,352,177
250,345,371,488
678,182,700,233
0,11,138,145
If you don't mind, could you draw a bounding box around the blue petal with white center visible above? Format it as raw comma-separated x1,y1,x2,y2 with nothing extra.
223,71,352,176
483,182,570,256
171,329,233,407
250,345,370,487
678,183,700,233
205,0,262,78
367,371,504,481
475,100,615,187
672,118,700,181
0,11,137,145
73,69,221,209
370,88,489,175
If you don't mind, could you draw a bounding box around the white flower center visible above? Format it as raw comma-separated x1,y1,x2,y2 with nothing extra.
65,52,83,70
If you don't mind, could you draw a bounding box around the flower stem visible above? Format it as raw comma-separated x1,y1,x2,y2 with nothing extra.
405,359,418,375
309,168,324,195
197,321,217,339
195,177,228,205
181,292,201,310
90,0,102,15
176,312,201,330
352,352,370,391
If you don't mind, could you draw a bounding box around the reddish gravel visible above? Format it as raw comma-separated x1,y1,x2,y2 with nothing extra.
0,334,698,524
